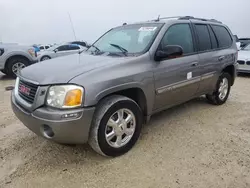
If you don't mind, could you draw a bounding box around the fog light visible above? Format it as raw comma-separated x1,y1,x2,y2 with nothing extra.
42,124,54,138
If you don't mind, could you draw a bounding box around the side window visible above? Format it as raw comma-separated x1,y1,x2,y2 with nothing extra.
208,26,218,49
68,45,80,50
45,46,50,49
39,46,44,50
57,45,67,51
195,24,211,51
160,24,194,54
211,25,232,48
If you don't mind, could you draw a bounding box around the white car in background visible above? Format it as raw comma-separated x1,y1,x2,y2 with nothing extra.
237,44,250,73
39,44,52,51
37,44,86,61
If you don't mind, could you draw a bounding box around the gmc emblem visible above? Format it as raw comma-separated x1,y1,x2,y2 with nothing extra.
19,84,31,95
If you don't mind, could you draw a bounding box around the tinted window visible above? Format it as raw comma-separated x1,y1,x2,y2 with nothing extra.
211,25,232,48
72,41,86,47
195,24,211,51
68,45,80,50
56,45,67,51
160,24,194,54
208,26,218,49
45,46,50,49
39,46,44,50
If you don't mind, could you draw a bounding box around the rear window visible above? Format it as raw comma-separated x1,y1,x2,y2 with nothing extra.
211,25,232,48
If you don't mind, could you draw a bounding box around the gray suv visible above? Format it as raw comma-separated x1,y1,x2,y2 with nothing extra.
0,44,37,77
11,16,237,157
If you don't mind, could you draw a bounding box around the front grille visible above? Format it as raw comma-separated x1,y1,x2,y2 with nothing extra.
237,60,245,65
18,79,38,104
246,61,250,65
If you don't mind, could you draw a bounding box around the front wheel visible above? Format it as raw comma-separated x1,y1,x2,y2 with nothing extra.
89,95,143,157
206,72,231,105
40,56,51,61
7,57,29,78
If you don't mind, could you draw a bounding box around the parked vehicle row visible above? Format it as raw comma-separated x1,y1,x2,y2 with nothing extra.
237,43,250,73
37,44,86,61
11,16,237,157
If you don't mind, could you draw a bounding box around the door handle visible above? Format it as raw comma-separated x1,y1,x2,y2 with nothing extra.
218,56,225,61
191,62,198,67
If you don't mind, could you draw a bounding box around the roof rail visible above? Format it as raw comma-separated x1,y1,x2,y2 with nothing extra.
152,16,181,22
179,16,222,23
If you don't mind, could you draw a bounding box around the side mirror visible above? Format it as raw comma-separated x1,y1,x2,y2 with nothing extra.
155,45,183,61
54,49,58,53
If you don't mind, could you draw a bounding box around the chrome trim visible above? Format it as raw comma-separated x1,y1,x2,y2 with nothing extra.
156,72,216,95
201,72,216,80
156,76,201,95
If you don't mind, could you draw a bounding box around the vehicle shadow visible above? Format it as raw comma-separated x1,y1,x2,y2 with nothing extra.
13,96,211,173
0,74,14,81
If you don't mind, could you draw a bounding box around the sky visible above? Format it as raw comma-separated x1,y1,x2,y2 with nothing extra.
0,0,249,45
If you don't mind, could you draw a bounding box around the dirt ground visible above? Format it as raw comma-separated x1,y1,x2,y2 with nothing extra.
1,73,250,188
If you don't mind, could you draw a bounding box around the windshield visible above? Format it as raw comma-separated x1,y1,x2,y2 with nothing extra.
87,23,163,55
242,44,250,51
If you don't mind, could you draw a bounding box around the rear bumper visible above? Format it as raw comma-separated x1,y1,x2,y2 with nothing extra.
11,92,95,144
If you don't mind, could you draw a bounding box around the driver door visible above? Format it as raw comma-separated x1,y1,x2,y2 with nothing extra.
153,23,201,110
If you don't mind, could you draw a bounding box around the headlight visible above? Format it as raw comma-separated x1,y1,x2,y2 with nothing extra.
28,48,35,57
46,85,84,109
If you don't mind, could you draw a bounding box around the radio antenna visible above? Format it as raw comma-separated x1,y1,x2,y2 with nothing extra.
68,12,77,40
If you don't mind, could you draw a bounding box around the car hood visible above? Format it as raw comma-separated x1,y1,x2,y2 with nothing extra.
20,53,132,85
238,50,250,60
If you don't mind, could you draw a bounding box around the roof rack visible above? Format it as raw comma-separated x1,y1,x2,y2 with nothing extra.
151,16,181,22
179,16,222,23
152,16,222,24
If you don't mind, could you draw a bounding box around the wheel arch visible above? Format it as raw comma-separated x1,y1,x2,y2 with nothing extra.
4,55,30,70
95,86,149,118
222,64,236,86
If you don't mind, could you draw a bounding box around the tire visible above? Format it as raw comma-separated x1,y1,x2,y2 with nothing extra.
89,95,143,157
40,56,51,61
7,57,29,78
206,72,231,105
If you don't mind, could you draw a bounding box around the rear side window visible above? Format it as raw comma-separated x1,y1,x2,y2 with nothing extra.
57,45,67,51
68,45,80,50
208,26,218,49
211,25,232,48
160,24,194,54
195,24,211,51
40,46,44,50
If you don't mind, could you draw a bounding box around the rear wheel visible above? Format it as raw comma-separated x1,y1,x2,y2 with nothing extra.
206,72,231,105
7,57,29,78
89,95,143,157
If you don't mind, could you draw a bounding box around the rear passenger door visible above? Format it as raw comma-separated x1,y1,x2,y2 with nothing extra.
153,23,200,110
194,23,235,94
193,23,219,94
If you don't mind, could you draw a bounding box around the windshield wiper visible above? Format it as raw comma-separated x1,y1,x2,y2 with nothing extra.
91,44,101,52
109,43,128,56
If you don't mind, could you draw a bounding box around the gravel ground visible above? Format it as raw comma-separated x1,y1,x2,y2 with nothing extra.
1,73,250,188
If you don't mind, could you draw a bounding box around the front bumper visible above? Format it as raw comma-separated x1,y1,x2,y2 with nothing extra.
11,92,95,144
